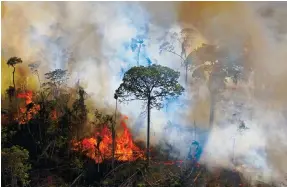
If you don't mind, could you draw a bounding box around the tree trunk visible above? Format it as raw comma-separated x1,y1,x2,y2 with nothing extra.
137,44,142,66
13,66,20,129
147,97,151,168
12,66,16,90
193,120,196,141
36,71,41,89
112,99,117,172
184,45,188,86
185,63,188,86
208,72,215,128
11,175,17,187
209,95,215,128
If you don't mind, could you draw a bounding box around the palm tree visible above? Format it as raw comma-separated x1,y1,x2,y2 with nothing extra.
7,57,22,90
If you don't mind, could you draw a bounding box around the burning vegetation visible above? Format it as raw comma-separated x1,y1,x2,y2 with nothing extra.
8,87,145,164
1,58,254,187
16,90,40,124
1,62,152,186
1,29,267,186
71,116,145,163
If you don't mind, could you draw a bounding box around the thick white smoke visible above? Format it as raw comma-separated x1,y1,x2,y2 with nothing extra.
3,2,287,186
2,1,193,147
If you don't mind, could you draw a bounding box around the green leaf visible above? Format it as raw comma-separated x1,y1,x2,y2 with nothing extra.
115,64,184,109
2,146,31,186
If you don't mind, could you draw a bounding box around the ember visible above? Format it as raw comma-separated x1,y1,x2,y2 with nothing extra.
71,116,145,163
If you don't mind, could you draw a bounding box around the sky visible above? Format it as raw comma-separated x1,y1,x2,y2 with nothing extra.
2,1,287,186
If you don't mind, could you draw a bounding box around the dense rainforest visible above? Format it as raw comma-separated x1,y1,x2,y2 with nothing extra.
2,28,276,187
1,55,272,187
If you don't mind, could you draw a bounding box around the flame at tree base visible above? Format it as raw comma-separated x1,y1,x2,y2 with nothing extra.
71,116,145,163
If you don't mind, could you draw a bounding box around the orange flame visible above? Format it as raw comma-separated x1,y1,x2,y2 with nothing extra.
16,90,59,124
71,116,145,163
17,90,33,105
16,90,40,124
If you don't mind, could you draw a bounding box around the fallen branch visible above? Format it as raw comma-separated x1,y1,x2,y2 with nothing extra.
104,161,134,179
140,169,153,187
69,172,84,187
119,170,139,187
193,169,202,183
37,141,55,162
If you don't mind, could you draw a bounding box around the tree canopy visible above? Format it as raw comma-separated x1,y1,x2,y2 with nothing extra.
115,64,185,109
2,146,31,187
43,69,68,88
115,64,184,167
7,57,22,67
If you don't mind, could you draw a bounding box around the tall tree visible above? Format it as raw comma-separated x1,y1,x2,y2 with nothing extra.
112,93,118,173
115,64,184,167
159,28,194,86
28,63,41,89
7,57,23,92
72,87,88,139
189,44,244,127
189,44,220,127
131,38,144,66
2,146,31,187
42,69,68,98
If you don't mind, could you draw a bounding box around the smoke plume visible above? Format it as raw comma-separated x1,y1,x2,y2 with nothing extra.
2,1,287,185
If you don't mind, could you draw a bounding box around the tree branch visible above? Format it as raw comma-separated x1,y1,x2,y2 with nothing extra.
162,49,185,62
69,172,84,187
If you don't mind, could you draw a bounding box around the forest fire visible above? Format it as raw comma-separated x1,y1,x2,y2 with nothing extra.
17,90,33,105
16,90,40,124
71,116,145,163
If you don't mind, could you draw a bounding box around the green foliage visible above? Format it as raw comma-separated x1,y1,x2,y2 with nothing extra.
1,126,16,146
71,157,84,171
55,135,68,149
116,64,184,109
2,146,31,186
47,120,58,134
137,183,146,187
1,55,249,187
71,87,89,139
72,87,88,121
102,178,113,186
